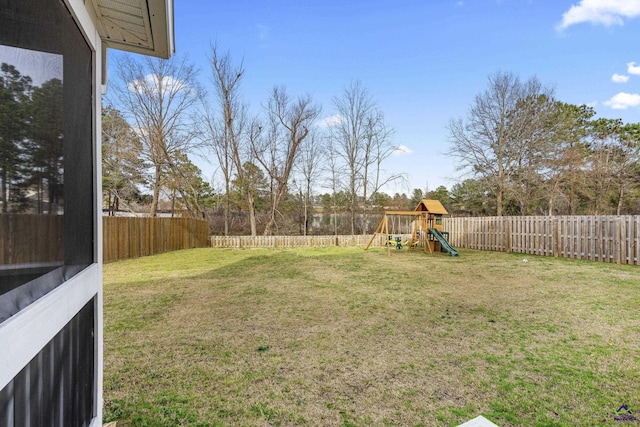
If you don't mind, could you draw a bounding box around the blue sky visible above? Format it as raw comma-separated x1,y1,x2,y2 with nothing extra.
116,0,640,194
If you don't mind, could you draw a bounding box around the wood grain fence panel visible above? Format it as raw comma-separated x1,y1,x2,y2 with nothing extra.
209,234,402,249
103,215,640,266
569,216,577,259
130,218,140,259
442,215,640,266
104,216,114,262
611,217,618,263
635,217,640,265
527,217,534,254
579,216,586,259
623,216,630,264
606,217,613,262
102,217,209,263
591,216,599,261
560,216,568,258
601,217,609,262
588,217,595,259
118,217,129,261
0,214,63,264
2,216,208,264
628,216,635,264
556,217,564,258
156,219,165,254
569,216,576,259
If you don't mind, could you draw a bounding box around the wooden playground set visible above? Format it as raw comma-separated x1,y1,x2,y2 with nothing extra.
365,199,459,256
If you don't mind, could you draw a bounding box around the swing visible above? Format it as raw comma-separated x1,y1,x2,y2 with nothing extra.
364,211,426,253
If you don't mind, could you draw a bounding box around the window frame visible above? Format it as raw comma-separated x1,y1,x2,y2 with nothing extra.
0,0,97,316
0,0,103,424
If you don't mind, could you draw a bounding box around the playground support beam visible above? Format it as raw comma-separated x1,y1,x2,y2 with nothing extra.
364,211,428,252
383,211,425,216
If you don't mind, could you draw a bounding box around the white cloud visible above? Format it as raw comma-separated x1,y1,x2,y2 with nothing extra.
393,145,413,156
317,114,343,128
131,126,148,139
603,92,640,109
627,61,640,75
586,101,598,108
612,73,629,83
557,0,640,31
128,74,188,96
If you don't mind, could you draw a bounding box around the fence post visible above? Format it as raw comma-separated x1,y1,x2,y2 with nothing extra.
464,218,469,249
553,217,559,258
505,217,511,253
617,217,622,265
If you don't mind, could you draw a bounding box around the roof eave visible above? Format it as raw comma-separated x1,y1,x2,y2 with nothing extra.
94,0,175,59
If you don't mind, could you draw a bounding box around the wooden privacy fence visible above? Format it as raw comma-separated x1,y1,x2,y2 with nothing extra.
103,217,209,263
0,214,63,264
444,216,640,265
210,234,398,249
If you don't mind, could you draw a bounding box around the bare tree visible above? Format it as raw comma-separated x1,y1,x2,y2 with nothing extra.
109,54,203,217
163,151,211,217
204,44,261,234
447,71,554,216
323,136,345,237
360,111,402,233
331,81,399,233
253,86,320,235
331,81,371,234
294,128,325,235
239,119,263,235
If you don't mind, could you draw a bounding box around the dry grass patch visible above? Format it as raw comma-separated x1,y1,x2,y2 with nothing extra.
103,247,640,426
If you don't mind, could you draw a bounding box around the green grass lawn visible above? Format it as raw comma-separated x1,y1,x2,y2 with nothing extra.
103,247,640,427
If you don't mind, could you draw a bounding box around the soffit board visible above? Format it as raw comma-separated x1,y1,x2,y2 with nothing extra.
92,0,174,58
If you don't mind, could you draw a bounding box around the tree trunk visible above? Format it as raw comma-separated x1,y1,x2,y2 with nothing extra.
617,186,624,216
303,196,308,236
350,173,356,235
362,181,368,235
247,192,257,236
264,211,277,235
1,171,7,213
224,181,230,236
150,166,161,217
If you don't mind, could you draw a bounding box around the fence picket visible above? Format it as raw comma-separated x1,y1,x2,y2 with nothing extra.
443,215,640,266
102,217,209,263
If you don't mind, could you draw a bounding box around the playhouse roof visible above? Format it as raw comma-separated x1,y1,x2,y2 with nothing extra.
414,199,448,215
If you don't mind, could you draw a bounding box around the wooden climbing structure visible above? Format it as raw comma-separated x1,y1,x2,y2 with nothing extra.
365,199,459,256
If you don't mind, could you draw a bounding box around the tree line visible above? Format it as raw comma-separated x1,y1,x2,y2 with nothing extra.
102,53,640,236
0,63,63,215
104,45,402,235
447,71,640,217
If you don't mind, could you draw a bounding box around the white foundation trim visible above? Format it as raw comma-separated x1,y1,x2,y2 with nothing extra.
0,264,99,389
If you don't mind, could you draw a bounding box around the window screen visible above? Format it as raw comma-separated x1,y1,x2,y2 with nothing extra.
0,0,94,322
